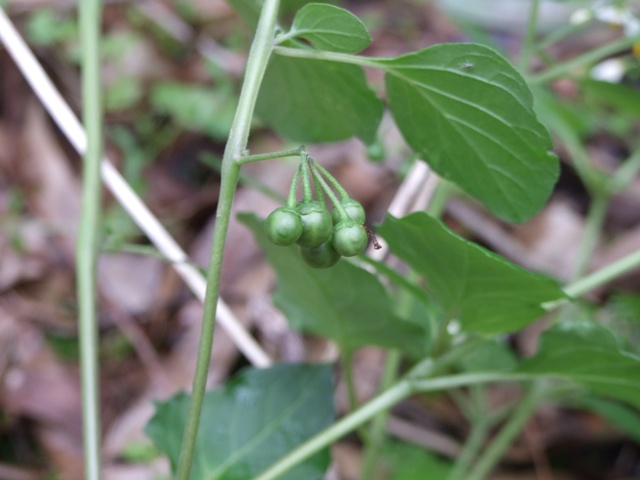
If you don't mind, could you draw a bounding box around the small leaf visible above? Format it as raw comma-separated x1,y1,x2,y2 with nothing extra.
240,213,428,356
290,3,371,53
145,364,334,480
519,322,640,409
377,212,566,334
379,43,559,223
256,55,384,143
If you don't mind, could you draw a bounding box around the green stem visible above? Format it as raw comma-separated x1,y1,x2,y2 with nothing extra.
610,145,640,193
274,45,383,69
553,123,603,194
564,249,640,299
426,180,454,218
360,350,400,480
536,18,593,50
286,165,302,209
342,352,360,413
519,0,541,72
529,35,639,85
465,385,545,480
235,146,304,165
542,246,640,311
410,373,531,392
254,379,414,480
299,153,314,202
254,341,498,480
311,160,350,200
446,417,493,480
175,0,281,478
77,1,103,478
309,162,349,219
205,154,285,203
570,193,608,282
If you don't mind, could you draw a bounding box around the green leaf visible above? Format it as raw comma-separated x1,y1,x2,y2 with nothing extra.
377,212,566,334
145,364,333,480
289,3,370,53
519,322,640,409
256,55,384,143
378,43,559,223
239,213,428,355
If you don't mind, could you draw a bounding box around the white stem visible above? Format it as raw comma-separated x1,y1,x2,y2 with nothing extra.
0,7,272,368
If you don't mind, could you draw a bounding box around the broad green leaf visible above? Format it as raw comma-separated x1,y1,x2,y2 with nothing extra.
377,212,566,334
378,43,559,223
570,396,640,444
519,322,640,409
256,55,383,143
145,364,333,480
239,213,428,356
290,3,370,53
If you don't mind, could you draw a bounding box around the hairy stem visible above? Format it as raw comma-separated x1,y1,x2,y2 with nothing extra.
175,0,281,478
77,1,104,478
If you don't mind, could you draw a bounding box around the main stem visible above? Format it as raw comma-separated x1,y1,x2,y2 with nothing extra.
175,0,281,478
77,1,103,479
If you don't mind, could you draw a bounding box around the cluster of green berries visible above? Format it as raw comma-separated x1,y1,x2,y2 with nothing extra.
265,153,369,268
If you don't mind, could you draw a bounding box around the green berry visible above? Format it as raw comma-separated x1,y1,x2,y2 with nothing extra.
332,220,368,257
265,207,303,246
332,199,366,225
299,239,341,268
296,201,332,248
